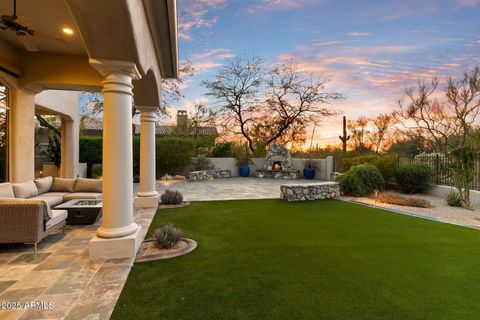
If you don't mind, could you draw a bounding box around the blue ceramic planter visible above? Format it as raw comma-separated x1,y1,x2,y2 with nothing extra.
303,168,316,179
239,166,250,177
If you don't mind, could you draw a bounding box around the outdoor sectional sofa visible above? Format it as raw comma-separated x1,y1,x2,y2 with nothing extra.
0,176,102,252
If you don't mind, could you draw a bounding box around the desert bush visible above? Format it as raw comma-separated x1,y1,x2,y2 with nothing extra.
446,189,463,207
191,156,215,171
336,164,385,196
160,189,183,205
91,164,102,178
156,137,196,177
340,154,398,180
211,142,234,157
304,158,319,169
376,192,433,208
154,224,184,249
395,163,432,194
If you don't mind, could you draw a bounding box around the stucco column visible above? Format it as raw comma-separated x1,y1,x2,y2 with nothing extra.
60,117,79,178
134,107,159,208
88,59,143,260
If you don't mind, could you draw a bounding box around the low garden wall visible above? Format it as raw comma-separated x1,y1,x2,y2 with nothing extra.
281,182,340,201
184,156,334,181
425,185,480,207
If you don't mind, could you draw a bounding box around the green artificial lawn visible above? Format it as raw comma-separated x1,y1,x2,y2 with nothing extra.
111,199,480,320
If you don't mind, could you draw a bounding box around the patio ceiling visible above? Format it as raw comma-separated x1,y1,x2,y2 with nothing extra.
0,0,178,106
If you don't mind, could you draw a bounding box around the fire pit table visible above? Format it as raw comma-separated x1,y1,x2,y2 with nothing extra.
55,199,103,225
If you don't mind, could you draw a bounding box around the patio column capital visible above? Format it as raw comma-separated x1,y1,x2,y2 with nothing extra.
89,58,142,80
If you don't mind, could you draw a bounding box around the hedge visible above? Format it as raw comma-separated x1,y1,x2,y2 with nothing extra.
80,136,195,178
156,137,196,177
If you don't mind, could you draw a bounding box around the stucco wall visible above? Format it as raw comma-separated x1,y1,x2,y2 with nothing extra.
35,90,81,178
185,157,334,181
425,185,480,207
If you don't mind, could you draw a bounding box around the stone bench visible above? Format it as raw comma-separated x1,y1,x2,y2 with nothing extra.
189,169,232,182
280,182,340,202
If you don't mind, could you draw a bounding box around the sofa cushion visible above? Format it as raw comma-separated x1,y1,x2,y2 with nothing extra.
12,181,39,199
63,192,102,202
31,194,65,207
34,176,54,195
0,183,15,198
74,178,103,193
46,209,68,229
51,178,76,193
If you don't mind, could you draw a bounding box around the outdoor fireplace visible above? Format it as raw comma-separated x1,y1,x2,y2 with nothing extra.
272,161,282,171
256,143,298,179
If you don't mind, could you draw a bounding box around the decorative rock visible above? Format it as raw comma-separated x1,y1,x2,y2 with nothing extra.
280,182,340,202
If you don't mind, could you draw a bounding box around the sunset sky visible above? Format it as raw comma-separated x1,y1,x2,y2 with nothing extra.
171,0,480,146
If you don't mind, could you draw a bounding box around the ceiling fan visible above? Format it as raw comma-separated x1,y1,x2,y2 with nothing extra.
0,0,66,52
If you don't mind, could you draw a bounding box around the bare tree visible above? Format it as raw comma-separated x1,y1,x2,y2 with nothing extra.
370,113,397,153
203,57,341,152
348,117,370,151
396,66,480,152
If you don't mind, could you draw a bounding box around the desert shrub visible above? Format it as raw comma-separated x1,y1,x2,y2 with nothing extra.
156,137,196,176
336,164,385,196
91,164,102,178
377,192,433,208
191,156,215,171
340,154,398,180
211,142,234,157
395,163,432,194
160,189,183,205
446,189,463,207
154,224,184,249
304,158,319,169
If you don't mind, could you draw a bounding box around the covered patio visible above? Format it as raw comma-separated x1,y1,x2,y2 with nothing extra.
0,0,178,260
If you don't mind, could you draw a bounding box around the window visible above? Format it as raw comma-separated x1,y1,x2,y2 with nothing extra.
0,81,9,182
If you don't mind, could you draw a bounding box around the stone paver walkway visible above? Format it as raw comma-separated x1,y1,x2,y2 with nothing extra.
149,177,329,201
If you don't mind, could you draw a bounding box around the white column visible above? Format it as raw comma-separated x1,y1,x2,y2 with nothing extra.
60,117,79,178
134,107,159,208
88,59,142,260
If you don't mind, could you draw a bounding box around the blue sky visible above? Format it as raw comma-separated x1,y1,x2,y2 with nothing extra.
172,0,480,145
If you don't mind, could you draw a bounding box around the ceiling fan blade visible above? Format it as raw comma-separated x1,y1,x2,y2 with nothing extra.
34,31,67,47
17,36,38,52
15,16,33,26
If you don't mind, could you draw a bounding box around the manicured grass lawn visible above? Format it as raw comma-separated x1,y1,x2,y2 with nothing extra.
111,199,480,320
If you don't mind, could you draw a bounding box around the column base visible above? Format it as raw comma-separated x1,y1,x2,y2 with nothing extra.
134,194,159,208
89,226,142,260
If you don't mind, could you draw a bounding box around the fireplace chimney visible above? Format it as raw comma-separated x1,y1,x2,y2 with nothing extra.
176,110,188,127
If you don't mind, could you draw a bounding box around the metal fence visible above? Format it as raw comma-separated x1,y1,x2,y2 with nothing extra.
398,154,480,191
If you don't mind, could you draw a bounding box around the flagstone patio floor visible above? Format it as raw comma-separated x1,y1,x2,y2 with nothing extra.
0,207,156,320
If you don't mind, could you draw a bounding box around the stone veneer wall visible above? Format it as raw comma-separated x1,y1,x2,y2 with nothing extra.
280,182,340,201
189,169,231,182
263,143,293,170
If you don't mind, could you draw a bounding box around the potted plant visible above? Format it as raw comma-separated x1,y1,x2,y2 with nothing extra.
303,158,318,179
235,144,253,177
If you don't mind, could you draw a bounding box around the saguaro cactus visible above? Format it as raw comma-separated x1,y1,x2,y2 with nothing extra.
339,116,350,154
